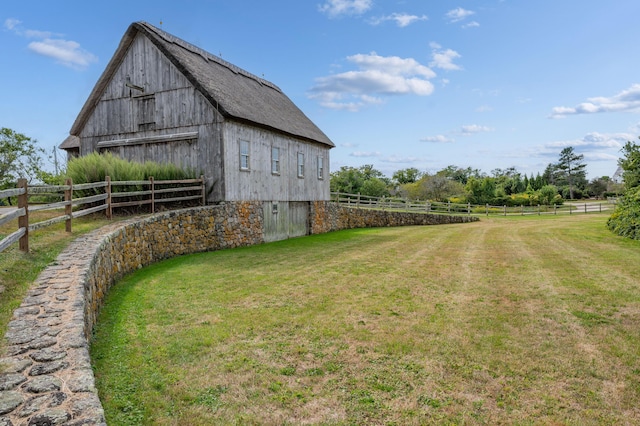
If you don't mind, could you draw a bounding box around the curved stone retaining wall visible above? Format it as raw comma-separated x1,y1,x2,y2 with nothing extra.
0,202,476,424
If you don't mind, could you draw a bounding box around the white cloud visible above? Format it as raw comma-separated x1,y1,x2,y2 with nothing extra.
446,7,475,23
28,38,97,69
310,52,436,111
369,13,428,27
549,84,640,118
5,18,96,70
544,132,631,151
461,124,493,135
319,0,372,17
351,151,381,158
25,29,56,39
382,155,423,164
4,18,22,30
476,104,493,112
341,142,359,148
421,135,454,143
430,45,462,71
463,21,480,29
512,131,633,176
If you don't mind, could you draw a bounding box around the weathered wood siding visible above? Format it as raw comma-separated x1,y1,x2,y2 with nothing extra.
222,121,330,202
77,33,225,201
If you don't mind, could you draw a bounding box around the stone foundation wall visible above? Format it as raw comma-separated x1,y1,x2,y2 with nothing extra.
0,202,476,424
310,202,478,234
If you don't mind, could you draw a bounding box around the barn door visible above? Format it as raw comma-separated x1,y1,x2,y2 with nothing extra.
262,202,309,242
288,202,309,238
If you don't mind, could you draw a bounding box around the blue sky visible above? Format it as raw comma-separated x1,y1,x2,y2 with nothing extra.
3,0,640,180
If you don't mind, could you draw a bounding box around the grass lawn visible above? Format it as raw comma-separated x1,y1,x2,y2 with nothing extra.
91,213,640,425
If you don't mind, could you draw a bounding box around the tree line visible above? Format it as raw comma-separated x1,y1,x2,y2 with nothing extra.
2,127,612,207
331,147,621,206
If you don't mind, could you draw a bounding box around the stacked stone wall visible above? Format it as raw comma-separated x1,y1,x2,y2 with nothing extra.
310,202,477,233
0,202,475,424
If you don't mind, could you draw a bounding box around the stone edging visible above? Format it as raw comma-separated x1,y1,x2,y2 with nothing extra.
0,203,477,424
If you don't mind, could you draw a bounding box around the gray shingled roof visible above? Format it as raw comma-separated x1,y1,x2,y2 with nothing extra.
68,21,333,148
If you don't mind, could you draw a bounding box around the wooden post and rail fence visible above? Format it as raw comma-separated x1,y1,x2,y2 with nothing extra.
1,185,616,254
0,176,205,254
330,192,616,217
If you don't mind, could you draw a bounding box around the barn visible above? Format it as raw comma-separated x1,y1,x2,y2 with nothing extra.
60,21,334,241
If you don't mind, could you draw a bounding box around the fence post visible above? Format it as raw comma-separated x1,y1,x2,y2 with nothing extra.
65,178,72,233
486,204,489,216
201,175,206,206
150,176,155,214
521,204,524,216
448,201,451,213
106,176,112,219
503,205,506,216
357,192,361,209
17,179,28,253
554,204,557,215
538,204,540,216
584,203,587,214
467,203,471,215
599,203,602,213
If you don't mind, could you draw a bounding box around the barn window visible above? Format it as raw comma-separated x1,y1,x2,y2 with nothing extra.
136,95,156,131
297,152,305,178
239,140,250,171
271,147,280,175
317,156,324,180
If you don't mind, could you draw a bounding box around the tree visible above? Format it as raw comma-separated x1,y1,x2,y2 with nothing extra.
586,176,609,199
554,146,587,199
465,176,496,204
421,174,464,202
329,164,390,197
361,177,390,197
619,139,640,190
330,166,364,194
392,167,422,185
438,165,483,185
1,128,47,190
607,138,640,240
539,184,561,205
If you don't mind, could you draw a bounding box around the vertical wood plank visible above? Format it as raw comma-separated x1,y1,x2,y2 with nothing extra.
106,176,112,219
65,178,73,233
17,179,28,253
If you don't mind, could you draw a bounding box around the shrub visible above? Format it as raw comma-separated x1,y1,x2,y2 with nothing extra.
607,186,640,240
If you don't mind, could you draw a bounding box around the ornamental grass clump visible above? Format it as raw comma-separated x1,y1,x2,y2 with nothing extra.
66,152,198,184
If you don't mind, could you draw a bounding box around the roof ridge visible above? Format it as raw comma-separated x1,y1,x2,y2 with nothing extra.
136,21,281,92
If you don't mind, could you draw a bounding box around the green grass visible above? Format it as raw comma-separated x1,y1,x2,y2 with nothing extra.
91,214,640,425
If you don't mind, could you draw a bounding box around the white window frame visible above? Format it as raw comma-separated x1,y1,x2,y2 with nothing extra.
297,152,305,178
239,140,250,171
317,156,324,180
271,147,280,175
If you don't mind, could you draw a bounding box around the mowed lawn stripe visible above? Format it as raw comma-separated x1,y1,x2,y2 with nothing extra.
91,214,640,425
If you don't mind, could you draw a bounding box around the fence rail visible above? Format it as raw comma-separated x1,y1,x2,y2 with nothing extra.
331,192,615,216
0,176,205,254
